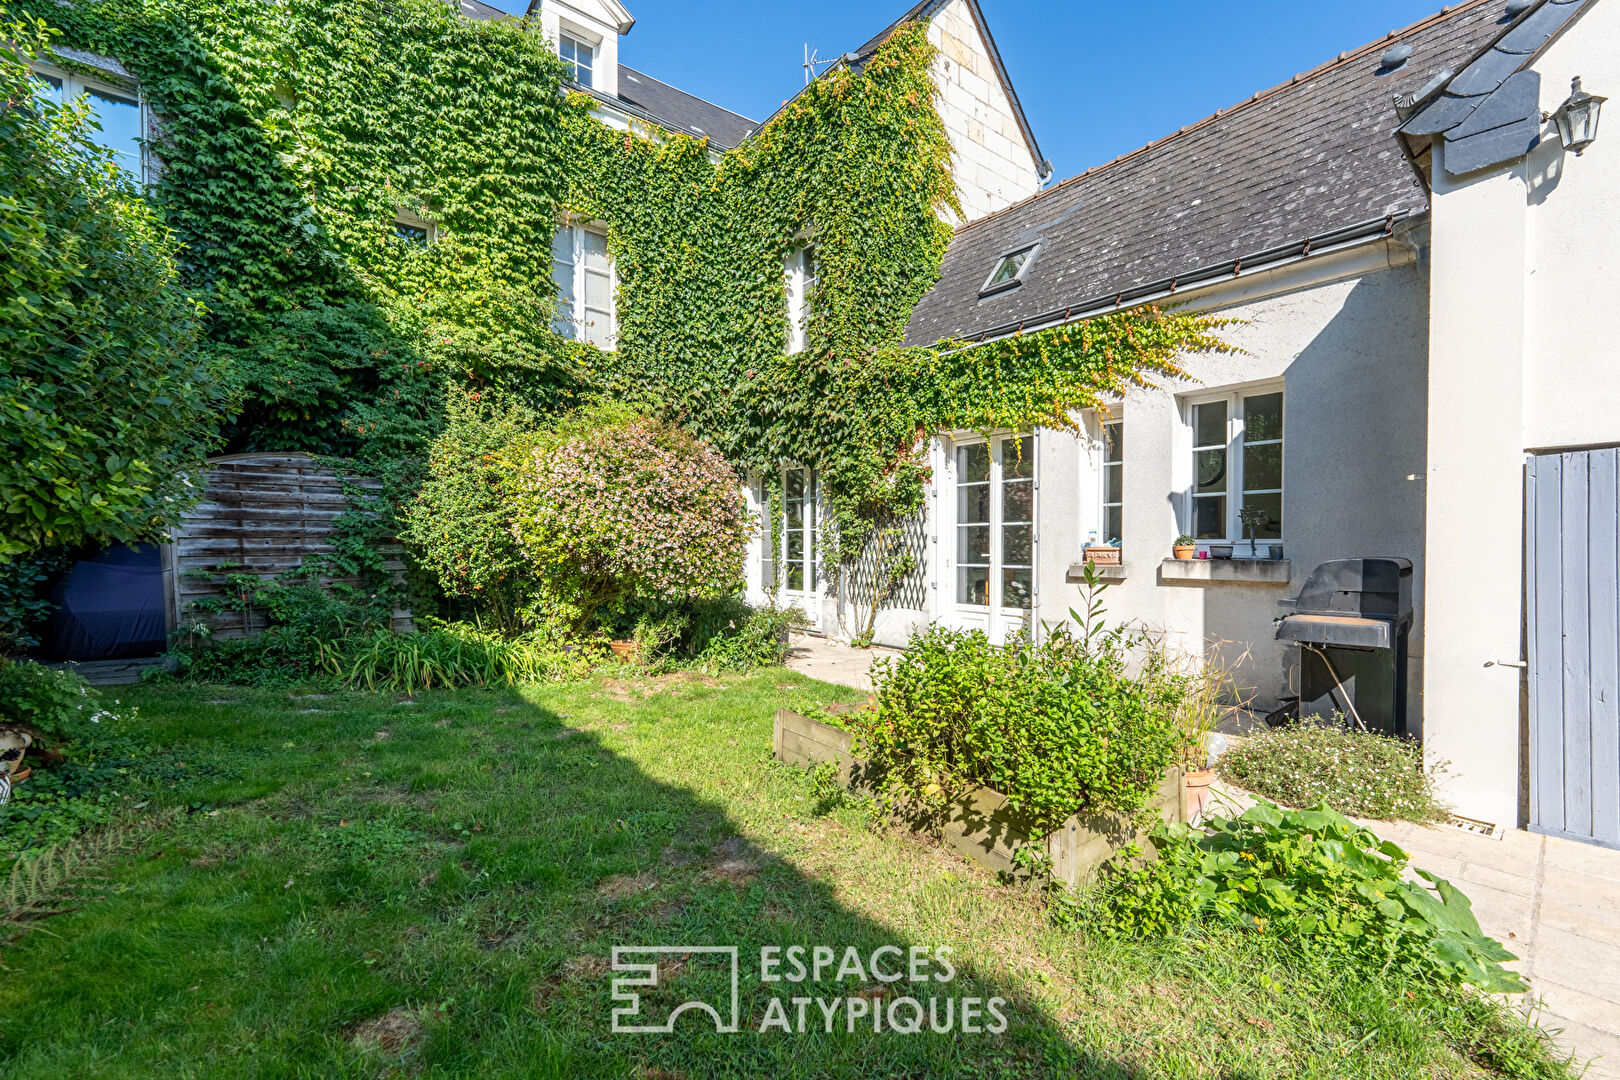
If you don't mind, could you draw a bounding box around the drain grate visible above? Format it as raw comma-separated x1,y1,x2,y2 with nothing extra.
1445,813,1503,838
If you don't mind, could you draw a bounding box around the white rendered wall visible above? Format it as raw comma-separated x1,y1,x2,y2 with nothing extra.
916,246,1429,719
926,0,1043,224
1049,253,1430,717
1422,144,1529,827
1417,2,1620,826
1522,1,1620,451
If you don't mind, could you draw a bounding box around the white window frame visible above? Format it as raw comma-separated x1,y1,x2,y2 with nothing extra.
1179,381,1285,549
31,63,150,184
784,243,817,355
551,219,618,350
558,28,598,88
951,432,1036,615
780,465,819,596
392,209,438,246
979,243,1040,297
1099,415,1124,549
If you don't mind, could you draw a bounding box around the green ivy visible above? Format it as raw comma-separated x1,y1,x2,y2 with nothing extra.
13,0,1229,593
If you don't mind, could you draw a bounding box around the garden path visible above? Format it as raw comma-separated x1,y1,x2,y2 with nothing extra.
782,633,899,693
786,634,1620,1078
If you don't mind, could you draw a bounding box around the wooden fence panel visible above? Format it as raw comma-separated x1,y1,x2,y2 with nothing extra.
170,453,411,640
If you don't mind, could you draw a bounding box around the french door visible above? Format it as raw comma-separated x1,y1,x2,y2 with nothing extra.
948,435,1035,644
780,466,822,631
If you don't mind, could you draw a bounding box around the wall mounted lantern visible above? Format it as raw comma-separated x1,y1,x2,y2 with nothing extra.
1552,76,1606,155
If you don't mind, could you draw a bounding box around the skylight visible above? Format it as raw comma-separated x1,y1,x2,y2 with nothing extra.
982,245,1038,295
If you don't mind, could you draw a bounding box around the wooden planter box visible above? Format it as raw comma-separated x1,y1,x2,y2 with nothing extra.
772,709,1186,888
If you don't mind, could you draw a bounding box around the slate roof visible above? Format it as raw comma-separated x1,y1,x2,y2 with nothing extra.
1400,0,1597,177
445,0,757,149
903,0,1513,348
457,0,509,21
614,65,757,149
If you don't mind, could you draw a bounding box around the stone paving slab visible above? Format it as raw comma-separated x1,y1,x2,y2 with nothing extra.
783,634,900,694
783,636,1620,1076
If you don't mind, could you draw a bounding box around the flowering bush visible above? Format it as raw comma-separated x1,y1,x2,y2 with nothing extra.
511,408,749,631
1218,723,1446,823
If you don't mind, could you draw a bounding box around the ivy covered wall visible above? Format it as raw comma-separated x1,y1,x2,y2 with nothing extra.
14,0,1225,585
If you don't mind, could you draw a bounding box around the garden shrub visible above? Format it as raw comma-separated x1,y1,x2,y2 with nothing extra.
0,659,105,741
0,660,207,854
509,407,748,633
0,17,227,560
0,551,73,654
402,389,545,635
846,624,1188,835
1219,724,1446,823
164,564,394,686
692,602,807,673
1092,801,1525,994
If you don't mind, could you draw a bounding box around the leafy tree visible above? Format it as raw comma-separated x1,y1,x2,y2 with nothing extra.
0,17,227,559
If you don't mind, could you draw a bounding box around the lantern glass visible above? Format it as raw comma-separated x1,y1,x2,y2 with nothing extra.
1554,77,1606,155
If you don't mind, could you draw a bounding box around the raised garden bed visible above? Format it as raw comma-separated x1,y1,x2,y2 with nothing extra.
773,708,1186,888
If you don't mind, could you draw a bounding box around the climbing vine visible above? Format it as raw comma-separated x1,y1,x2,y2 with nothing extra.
10,0,1229,610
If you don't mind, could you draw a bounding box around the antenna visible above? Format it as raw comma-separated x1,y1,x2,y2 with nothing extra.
803,44,841,86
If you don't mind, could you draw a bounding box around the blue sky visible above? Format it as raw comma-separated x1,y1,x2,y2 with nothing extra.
495,1,1460,179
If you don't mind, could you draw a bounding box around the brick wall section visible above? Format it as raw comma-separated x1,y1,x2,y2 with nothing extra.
927,0,1042,225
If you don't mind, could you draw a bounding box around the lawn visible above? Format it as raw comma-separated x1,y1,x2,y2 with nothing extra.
0,670,1571,1079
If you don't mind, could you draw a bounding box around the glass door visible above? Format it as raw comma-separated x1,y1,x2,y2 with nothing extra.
951,435,1034,642
781,467,821,630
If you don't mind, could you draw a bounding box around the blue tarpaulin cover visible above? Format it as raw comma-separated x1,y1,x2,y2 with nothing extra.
46,543,167,661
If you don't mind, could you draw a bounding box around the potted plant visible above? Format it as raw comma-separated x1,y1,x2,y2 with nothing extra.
1235,505,1270,559
1173,645,1252,820
1172,534,1197,560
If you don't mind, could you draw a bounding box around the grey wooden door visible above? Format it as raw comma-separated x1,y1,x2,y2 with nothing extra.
1527,449,1620,849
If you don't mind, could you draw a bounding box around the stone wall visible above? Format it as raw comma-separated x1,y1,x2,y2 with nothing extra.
926,0,1044,225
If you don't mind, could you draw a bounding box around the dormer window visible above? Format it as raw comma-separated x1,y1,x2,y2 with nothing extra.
559,31,596,88
980,244,1039,297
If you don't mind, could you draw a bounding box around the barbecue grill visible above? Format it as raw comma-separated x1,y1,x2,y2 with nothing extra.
1275,558,1414,737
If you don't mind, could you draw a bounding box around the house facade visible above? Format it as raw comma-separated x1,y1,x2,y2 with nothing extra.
28,0,1619,843
736,0,1620,842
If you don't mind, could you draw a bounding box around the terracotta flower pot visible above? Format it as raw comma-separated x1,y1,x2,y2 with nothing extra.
609,640,640,663
1185,768,1216,820
1172,544,1197,561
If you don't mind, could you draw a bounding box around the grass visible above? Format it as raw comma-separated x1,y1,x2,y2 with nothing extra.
0,670,1574,1079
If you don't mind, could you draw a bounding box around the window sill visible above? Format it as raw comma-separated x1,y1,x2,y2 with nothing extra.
1158,558,1291,584
1068,561,1129,582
